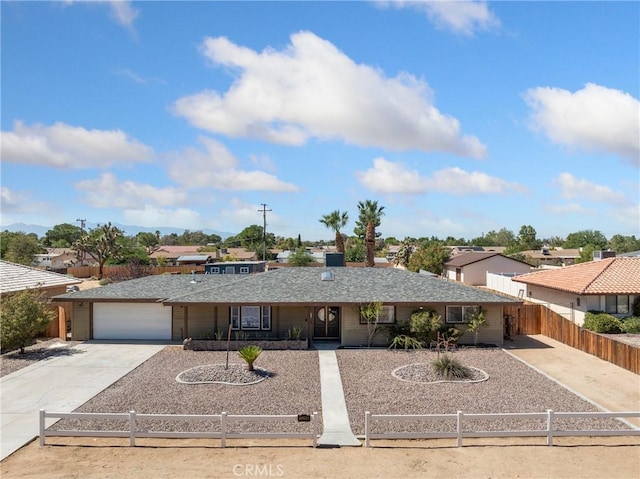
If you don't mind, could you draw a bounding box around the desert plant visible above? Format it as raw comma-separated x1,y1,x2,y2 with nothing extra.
286,325,303,340
388,334,423,350
583,312,623,333
466,307,487,346
214,330,224,340
621,317,640,334
431,354,472,380
360,301,383,347
237,345,263,371
234,330,248,341
409,309,442,344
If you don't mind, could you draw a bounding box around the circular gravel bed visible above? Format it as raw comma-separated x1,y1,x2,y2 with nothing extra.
176,364,270,385
392,363,489,384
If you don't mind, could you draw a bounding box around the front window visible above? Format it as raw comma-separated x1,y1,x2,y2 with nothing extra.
446,305,481,324
230,306,272,330
240,266,250,274
605,295,630,315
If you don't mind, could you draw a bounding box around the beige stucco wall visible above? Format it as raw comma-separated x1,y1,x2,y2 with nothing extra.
186,304,216,339
71,302,91,340
172,306,186,341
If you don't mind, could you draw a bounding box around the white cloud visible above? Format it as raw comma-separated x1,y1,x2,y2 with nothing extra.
1,186,49,217
166,137,300,192
376,1,500,36
76,173,186,209
174,32,486,158
123,206,204,230
356,158,524,194
0,121,153,169
216,198,286,234
525,83,640,166
107,0,139,30
553,173,630,206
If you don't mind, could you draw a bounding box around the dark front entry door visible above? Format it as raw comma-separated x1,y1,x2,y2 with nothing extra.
313,306,340,339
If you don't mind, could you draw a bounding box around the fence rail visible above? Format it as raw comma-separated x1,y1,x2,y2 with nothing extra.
504,304,640,374
40,410,319,448
364,410,640,447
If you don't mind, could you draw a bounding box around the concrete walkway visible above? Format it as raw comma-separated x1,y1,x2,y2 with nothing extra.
505,335,640,427
315,342,361,447
0,341,166,460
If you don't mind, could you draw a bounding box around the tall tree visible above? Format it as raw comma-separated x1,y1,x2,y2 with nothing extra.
407,242,450,275
563,230,608,250
136,231,161,255
319,210,349,263
608,234,640,254
1,232,42,265
355,200,385,267
73,223,123,279
516,225,540,251
43,223,82,248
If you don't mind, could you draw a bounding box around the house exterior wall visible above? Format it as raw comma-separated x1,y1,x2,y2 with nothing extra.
521,285,587,325
72,303,91,340
277,306,310,339
451,258,531,286
187,304,216,339
172,306,186,341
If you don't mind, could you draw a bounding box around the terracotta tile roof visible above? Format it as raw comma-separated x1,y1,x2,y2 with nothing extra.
514,257,640,294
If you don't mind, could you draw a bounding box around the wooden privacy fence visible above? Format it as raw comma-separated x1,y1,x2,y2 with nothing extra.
504,304,640,374
364,410,640,447
42,304,72,340
40,410,319,448
67,265,206,278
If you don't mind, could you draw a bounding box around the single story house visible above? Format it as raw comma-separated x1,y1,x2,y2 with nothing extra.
204,261,267,274
54,267,520,347
512,257,640,325
443,252,532,286
519,247,581,267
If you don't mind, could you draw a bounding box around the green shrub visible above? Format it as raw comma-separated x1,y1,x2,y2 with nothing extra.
238,345,263,371
1,288,57,353
583,312,623,333
621,317,640,334
388,335,423,350
409,309,442,344
431,354,472,380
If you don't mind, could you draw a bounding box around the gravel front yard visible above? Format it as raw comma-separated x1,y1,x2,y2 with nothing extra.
337,347,630,435
0,339,84,377
52,347,322,434
48,345,632,438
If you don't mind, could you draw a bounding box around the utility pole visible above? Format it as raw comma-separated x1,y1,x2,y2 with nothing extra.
76,218,86,264
257,203,272,261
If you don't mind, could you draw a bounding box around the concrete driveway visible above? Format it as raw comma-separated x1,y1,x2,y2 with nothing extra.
1,341,167,460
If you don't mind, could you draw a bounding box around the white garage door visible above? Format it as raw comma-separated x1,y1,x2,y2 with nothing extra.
93,303,172,340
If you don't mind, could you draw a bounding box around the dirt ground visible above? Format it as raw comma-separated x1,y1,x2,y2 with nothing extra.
2,436,639,479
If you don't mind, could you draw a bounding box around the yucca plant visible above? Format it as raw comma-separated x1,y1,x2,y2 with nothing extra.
431,354,472,380
237,345,263,371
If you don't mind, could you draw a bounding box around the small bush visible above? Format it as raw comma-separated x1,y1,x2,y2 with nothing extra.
431,354,472,380
583,312,623,334
388,335,423,350
621,317,640,334
238,345,263,371
409,309,442,344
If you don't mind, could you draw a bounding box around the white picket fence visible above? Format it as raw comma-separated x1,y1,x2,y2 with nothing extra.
40,410,319,447
364,410,640,447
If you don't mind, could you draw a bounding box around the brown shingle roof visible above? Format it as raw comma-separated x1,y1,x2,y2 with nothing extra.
444,252,501,267
514,257,640,294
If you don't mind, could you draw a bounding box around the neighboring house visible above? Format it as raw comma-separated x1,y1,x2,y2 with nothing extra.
1,260,82,339
512,257,640,326
55,267,520,346
443,252,532,286
176,255,212,266
1,260,82,295
519,247,581,267
149,246,205,266
32,248,84,270
205,261,267,275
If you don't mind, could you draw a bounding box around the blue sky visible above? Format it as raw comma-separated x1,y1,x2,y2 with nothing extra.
2,1,639,242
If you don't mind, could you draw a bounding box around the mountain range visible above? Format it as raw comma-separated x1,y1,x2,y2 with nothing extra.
1,222,234,239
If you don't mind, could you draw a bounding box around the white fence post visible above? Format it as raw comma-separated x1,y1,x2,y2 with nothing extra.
221,412,227,448
546,409,554,446
456,411,463,447
129,410,136,447
39,409,46,446
312,412,318,448
365,411,371,447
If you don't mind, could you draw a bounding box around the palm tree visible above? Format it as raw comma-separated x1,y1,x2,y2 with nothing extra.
355,200,385,267
319,210,349,263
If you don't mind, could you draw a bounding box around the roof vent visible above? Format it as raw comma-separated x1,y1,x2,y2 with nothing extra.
321,271,335,281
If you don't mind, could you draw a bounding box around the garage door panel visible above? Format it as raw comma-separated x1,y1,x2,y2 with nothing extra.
93,303,171,340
